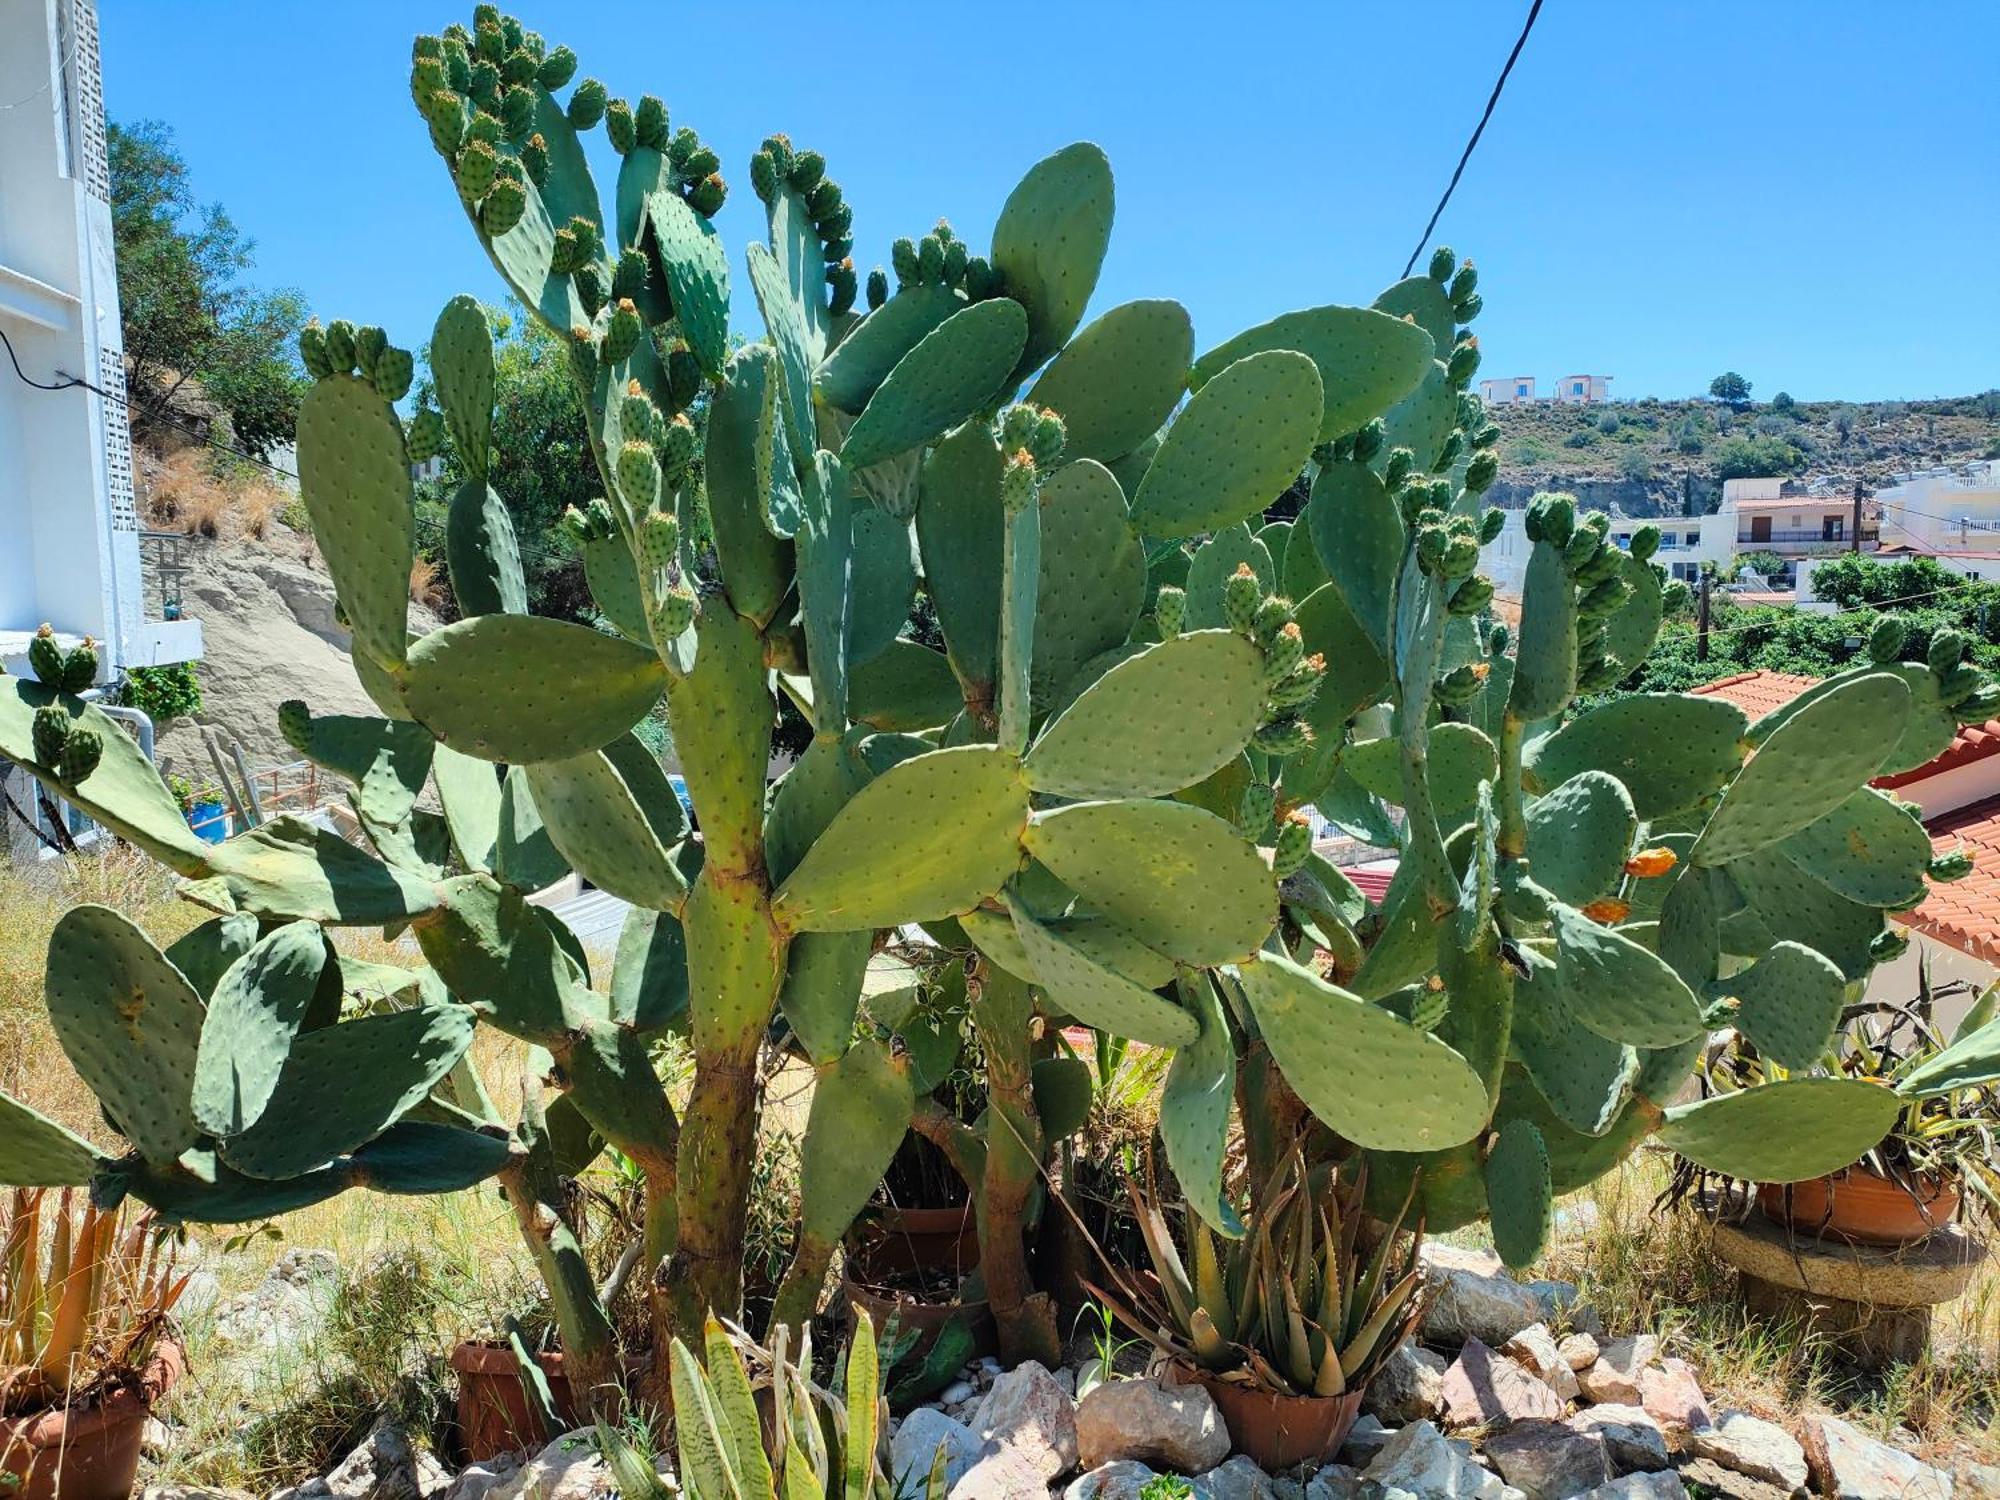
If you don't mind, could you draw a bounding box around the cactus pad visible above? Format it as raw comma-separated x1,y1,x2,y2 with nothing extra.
221,1004,476,1179
839,298,1028,471
773,746,1030,931
1550,901,1706,1046
1025,630,1265,798
165,913,261,1000
1511,949,1638,1137
1238,954,1489,1152
610,904,691,1036
1346,723,1497,820
296,373,415,670
793,1037,913,1247
1524,771,1637,905
1159,977,1244,1237
0,1092,102,1186
1896,1013,2000,1099
1191,303,1434,442
816,283,963,413
1023,799,1275,965
418,874,593,1042
1694,671,1911,867
1775,787,1930,908
46,905,203,1165
1484,1117,1553,1270
1030,458,1147,708
398,613,666,763
1724,940,1847,1071
1657,1077,1903,1184
1183,524,1275,631
1376,358,1456,474
446,480,529,616
703,346,793,624
1006,895,1198,1045
431,294,495,474
348,1121,516,1194
192,920,331,1139
647,185,731,377
1725,846,1885,982
1307,461,1403,654
1372,276,1455,362
1027,298,1194,462
1526,692,1749,820
202,815,440,926
523,743,688,908
990,141,1114,380
744,240,816,461
1128,351,1321,538
917,422,1005,689
1293,583,1390,730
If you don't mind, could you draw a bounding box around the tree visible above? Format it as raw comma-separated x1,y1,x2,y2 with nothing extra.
1708,371,1753,409
1736,551,1789,578
1710,433,1804,480
108,120,306,458
1809,552,1962,609
1770,390,1796,413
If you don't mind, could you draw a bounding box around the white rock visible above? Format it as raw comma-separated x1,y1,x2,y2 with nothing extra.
938,1380,976,1406
952,1443,1067,1498
279,1423,449,1500
1801,1415,1953,1500
1077,1376,1230,1474
1365,1344,1448,1423
891,1406,980,1494
439,1455,522,1500
965,1360,1079,1482
141,1488,251,1500
1685,1411,1808,1494
1955,1464,2000,1500
1196,1454,1279,1499
1063,1460,1161,1500
1421,1246,1546,1348
1556,1335,1601,1375
1306,1464,1369,1500
1502,1326,1581,1403
1576,1338,1659,1406
1343,1415,1398,1466
1575,1474,1686,1500
1565,1405,1670,1474
1365,1419,1515,1500
492,1431,618,1500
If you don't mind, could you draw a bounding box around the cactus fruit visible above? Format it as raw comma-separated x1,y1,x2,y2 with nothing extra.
406,407,447,463
1224,565,1261,634
57,637,97,693
604,97,635,153
299,322,332,380
1930,850,1975,882
372,346,415,402
1155,584,1186,637
456,137,498,200
1272,814,1312,877
634,94,668,150
567,76,606,128
30,704,69,766
616,440,661,510
27,624,63,687
57,729,101,784
604,298,643,363
1868,614,1907,663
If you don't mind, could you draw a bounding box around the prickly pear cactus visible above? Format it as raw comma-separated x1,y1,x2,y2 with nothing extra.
4,8,1989,1413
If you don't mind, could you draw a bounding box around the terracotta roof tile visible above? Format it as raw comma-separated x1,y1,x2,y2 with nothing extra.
1689,670,1822,719
1876,718,2000,789
1898,793,2000,966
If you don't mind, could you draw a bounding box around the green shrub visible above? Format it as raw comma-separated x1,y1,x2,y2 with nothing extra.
1710,434,1804,480
120,661,202,722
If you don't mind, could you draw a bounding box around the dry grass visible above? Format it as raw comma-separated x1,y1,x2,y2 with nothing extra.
1543,1151,2000,1467
140,446,292,545
409,554,446,609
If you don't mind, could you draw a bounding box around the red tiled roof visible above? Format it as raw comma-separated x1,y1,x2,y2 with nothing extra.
1689,670,1821,719
1877,719,2000,789
1344,864,1395,904
1730,591,1797,607
1897,793,2000,966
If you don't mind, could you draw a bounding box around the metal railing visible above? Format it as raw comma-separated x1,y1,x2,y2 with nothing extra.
1736,529,1880,547
138,530,193,620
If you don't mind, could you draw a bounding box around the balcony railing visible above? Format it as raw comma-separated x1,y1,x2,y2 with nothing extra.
138,530,192,620
1737,528,1879,547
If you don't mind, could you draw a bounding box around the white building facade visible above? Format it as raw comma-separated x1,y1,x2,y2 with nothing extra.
0,0,201,681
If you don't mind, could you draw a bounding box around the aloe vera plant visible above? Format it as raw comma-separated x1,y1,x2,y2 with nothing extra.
4,1,1997,1416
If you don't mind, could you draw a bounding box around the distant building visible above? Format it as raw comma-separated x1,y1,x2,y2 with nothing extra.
1723,476,1876,562
1482,507,1732,596
1553,374,1613,404
1873,461,2000,571
1476,373,1612,405
1479,375,1537,405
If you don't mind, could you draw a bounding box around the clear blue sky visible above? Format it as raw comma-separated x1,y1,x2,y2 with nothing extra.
97,1,1999,403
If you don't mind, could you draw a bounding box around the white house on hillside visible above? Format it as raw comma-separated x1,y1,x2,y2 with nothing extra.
0,0,201,683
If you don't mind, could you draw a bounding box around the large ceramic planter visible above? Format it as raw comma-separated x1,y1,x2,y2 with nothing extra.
1758,1166,1961,1247
842,1273,996,1362
848,1203,981,1281
0,1338,183,1500
450,1341,580,1462
1167,1361,1363,1471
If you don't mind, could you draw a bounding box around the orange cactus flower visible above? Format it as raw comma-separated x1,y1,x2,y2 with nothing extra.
1581,898,1631,925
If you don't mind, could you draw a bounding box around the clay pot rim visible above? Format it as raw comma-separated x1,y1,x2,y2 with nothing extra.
0,1336,184,1450
839,1271,987,1313
449,1339,568,1377
1165,1357,1358,1407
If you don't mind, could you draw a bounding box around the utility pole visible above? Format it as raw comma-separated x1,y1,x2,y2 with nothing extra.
1697,570,1712,662
1851,479,1864,554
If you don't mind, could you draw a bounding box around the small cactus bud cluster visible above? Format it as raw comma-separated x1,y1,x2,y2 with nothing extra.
1219,568,1324,747
298,319,411,401
603,297,644,362
29,702,100,784
658,412,700,493
1445,336,1480,392
26,623,97,694
558,495,620,547
1154,584,1186,638
1527,495,1634,696
1426,246,1483,326
749,136,850,301
1928,849,1974,883
617,438,662,511
885,219,996,302
1433,660,1489,707
1412,507,1483,585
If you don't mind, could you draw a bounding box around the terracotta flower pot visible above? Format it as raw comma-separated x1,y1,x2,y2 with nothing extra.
0,1337,184,1500
1166,1361,1364,1472
842,1274,997,1362
848,1203,981,1281
450,1341,582,1462
1757,1166,1962,1247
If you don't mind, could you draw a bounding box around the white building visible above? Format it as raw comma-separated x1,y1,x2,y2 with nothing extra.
0,0,201,682
1871,461,2000,576
1552,373,1612,404
1483,506,1732,598
1479,375,1537,405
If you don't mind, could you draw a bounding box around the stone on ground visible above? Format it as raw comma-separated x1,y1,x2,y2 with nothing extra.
1565,1405,1670,1474
1576,1473,1688,1500
1423,1245,1548,1348
1636,1359,1709,1432
1365,1419,1520,1500
1800,1415,1952,1500
1577,1337,1660,1406
275,1423,449,1500
1484,1420,1613,1500
1342,1415,1398,1466
1364,1343,1448,1423
891,1407,979,1493
437,1455,521,1500
1306,1463,1369,1500
1684,1410,1808,1493
1674,1457,1795,1500
1441,1338,1569,1428
965,1358,1080,1477
1194,1454,1278,1499
1557,1334,1601,1374
1063,1458,1161,1500
1956,1463,2000,1500
1076,1375,1230,1473
1503,1325,1582,1402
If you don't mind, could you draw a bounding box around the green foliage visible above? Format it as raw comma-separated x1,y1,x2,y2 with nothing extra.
1710,433,1805,480
108,120,306,458
1709,371,1753,409
1810,553,1965,609
121,662,203,722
